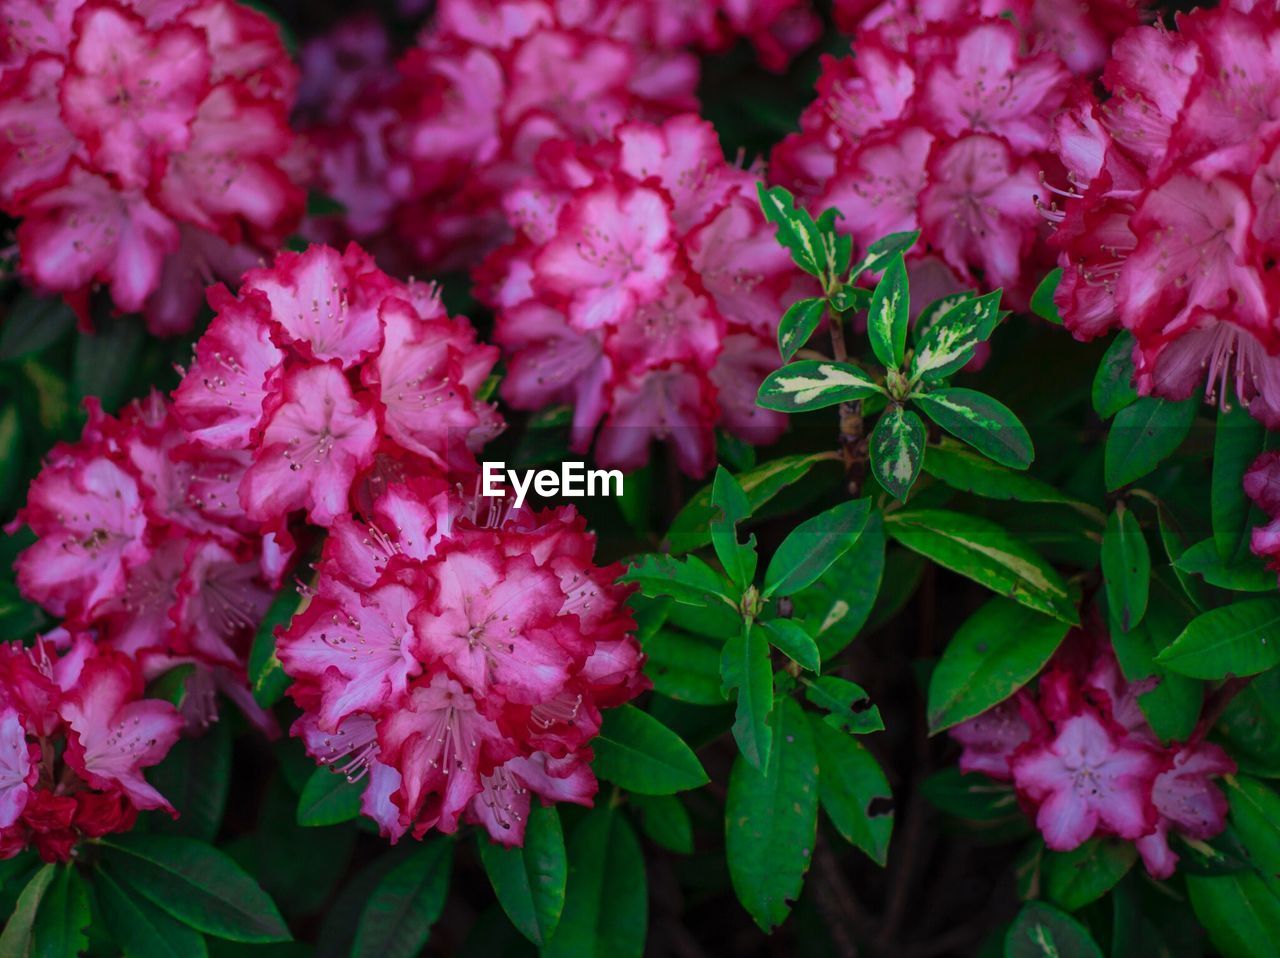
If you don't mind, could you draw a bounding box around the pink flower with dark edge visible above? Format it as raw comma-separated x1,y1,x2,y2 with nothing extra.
0,0,302,332
482,113,801,475
1135,743,1235,879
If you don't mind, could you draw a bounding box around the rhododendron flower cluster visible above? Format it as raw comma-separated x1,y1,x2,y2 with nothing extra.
296,0,819,272
951,623,1232,878
276,480,647,846
1048,3,1280,426
10,392,282,731
832,0,1152,76
771,9,1076,308
171,242,503,528
0,635,183,861
480,113,803,475
0,0,303,333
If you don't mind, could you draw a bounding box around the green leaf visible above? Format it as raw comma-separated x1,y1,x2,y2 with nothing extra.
147,719,231,842
1005,901,1103,958
777,297,826,361
71,313,145,413
720,622,774,770
0,294,76,361
544,808,647,958
1030,269,1063,325
804,676,883,734
1187,872,1280,958
621,554,735,609
922,442,1103,523
850,230,919,281
914,291,975,344
763,497,871,598
885,509,1078,625
1104,396,1197,490
296,766,365,826
870,404,925,500
725,699,819,931
829,284,872,314
1092,331,1138,419
710,467,757,590
868,252,909,368
248,586,301,709
1155,597,1280,678
642,628,724,705
1225,775,1280,875
756,360,880,413
910,291,1002,382
352,840,452,958
478,805,567,946
100,834,290,943
922,769,1022,823
592,705,709,795
915,388,1034,470
1044,840,1136,912
1217,670,1280,776
927,598,1071,733
1213,405,1269,562
756,184,837,281
1174,536,1276,592
1101,503,1149,632
792,512,886,661
809,716,893,865
629,795,693,855
31,865,89,958
0,865,54,958
96,867,208,958
761,619,820,672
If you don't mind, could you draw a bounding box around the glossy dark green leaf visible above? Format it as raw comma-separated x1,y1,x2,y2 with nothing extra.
1092,331,1138,419
72,313,145,413
710,467,756,590
757,360,880,413
720,622,774,770
629,794,693,855
1187,873,1280,958
803,676,883,734
1212,405,1268,562
248,586,302,709
725,699,818,931
760,619,820,672
543,808,647,958
621,554,735,609
96,867,208,958
1217,670,1280,776
593,705,708,794
885,509,1078,624
1156,597,1280,679
909,290,1002,382
927,598,1070,733
922,443,1102,523
763,497,871,598
641,628,724,705
352,840,452,958
1174,537,1276,592
792,512,886,661
1030,268,1063,326
915,388,1034,470
31,864,88,958
296,765,365,826
0,294,76,361
809,716,893,865
870,404,925,501
1102,503,1149,632
1044,840,1136,912
100,834,290,943
921,769,1022,823
0,864,54,958
868,252,910,368
146,719,231,842
1104,396,1197,491
478,805,567,946
777,297,826,361
1005,901,1103,957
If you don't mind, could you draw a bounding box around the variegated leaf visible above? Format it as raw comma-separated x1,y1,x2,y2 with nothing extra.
850,230,919,280
913,291,975,344
867,253,909,369
869,404,925,501
910,290,1003,382
757,184,826,280
757,361,880,413
776,298,826,361
914,387,1033,470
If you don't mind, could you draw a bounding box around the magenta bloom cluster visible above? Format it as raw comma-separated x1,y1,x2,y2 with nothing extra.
0,0,303,333
479,113,806,476
1049,1,1280,425
0,636,183,861
279,480,647,846
294,0,818,273
952,620,1233,878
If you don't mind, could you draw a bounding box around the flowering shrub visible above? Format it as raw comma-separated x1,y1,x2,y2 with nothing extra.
0,0,303,333
2,2,1280,957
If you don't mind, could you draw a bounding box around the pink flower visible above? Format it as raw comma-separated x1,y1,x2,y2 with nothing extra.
1135,743,1235,879
0,708,35,829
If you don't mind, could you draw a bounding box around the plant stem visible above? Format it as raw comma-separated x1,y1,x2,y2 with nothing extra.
828,309,867,494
